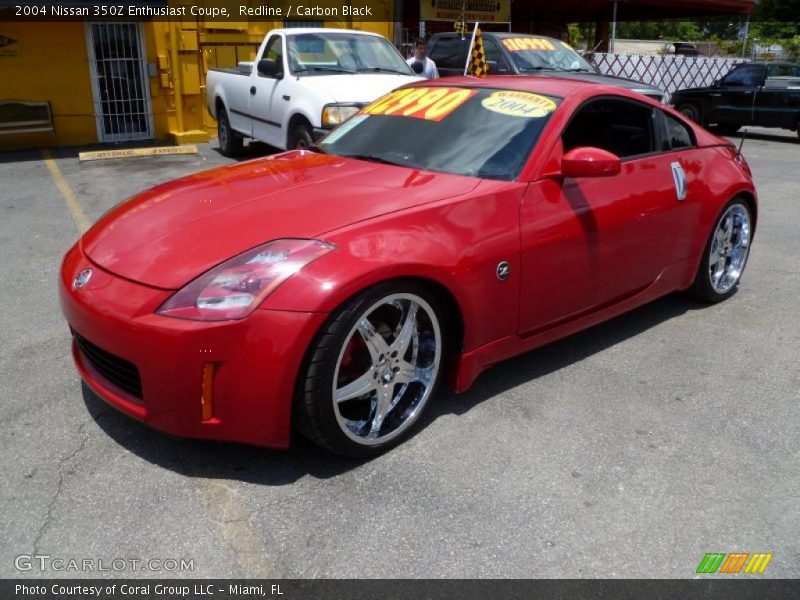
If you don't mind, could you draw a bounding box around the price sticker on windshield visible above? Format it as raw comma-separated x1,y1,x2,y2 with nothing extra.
481,91,557,118
362,87,478,121
502,38,556,52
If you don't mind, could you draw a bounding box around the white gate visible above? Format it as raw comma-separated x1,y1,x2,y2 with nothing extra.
86,22,154,143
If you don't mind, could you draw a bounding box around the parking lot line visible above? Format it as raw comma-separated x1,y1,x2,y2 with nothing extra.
42,149,91,233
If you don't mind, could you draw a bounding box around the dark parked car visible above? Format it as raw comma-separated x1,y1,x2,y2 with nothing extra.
427,32,666,102
671,61,800,138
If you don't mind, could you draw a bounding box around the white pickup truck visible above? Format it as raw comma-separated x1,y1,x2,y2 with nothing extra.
206,28,417,156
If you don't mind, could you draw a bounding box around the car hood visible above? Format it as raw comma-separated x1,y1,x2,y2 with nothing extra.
299,72,417,104
672,86,716,96
81,151,479,289
541,71,665,98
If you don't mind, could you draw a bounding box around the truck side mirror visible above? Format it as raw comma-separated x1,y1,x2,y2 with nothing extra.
257,59,282,79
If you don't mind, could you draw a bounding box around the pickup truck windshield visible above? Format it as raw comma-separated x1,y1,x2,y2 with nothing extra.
287,32,412,76
500,37,595,73
318,86,561,181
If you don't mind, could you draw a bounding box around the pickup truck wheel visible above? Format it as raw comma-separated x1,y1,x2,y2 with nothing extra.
288,122,314,150
217,108,243,157
677,103,702,124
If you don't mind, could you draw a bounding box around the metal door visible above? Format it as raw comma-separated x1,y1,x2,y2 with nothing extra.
86,23,154,142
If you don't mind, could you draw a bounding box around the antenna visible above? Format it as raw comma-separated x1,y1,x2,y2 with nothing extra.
737,128,748,156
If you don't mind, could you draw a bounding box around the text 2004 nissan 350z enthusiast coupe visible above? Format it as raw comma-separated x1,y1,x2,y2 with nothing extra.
61,77,757,457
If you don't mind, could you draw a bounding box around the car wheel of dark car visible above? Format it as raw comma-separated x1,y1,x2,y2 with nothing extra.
677,103,702,124
288,122,314,150
689,199,752,303
217,107,244,157
294,281,446,457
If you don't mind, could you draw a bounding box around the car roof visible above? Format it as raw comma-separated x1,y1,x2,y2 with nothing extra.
738,61,800,66
407,75,626,98
432,31,560,43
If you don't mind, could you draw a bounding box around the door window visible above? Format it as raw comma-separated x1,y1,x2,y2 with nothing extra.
484,38,511,74
562,98,655,159
721,65,764,87
261,36,284,69
427,36,469,70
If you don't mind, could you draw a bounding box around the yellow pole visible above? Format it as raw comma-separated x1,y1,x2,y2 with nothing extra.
168,22,185,133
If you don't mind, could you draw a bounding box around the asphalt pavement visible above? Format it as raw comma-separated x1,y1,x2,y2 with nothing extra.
1,130,798,578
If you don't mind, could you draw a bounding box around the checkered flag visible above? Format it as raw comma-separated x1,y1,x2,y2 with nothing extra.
454,1,467,38
466,24,489,77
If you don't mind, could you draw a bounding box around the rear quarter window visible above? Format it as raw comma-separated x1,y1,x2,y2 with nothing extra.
662,112,695,151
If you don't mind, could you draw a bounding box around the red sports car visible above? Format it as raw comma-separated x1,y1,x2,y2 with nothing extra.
60,77,757,456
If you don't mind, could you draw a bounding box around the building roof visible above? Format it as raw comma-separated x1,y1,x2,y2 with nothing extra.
514,0,755,21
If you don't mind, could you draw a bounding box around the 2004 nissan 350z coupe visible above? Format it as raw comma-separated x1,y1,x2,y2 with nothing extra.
60,77,757,457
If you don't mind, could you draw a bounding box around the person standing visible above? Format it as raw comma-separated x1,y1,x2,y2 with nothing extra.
407,38,439,79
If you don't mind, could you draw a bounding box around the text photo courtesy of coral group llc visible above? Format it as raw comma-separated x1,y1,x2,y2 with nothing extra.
1,0,799,596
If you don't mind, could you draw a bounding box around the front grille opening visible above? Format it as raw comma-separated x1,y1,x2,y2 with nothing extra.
75,334,142,399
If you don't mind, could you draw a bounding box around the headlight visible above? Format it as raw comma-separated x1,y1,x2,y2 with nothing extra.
321,104,361,127
157,239,335,321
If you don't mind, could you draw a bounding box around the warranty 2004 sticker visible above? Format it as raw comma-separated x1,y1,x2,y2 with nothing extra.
481,91,557,118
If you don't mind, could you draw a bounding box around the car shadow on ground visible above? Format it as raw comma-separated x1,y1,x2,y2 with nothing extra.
210,139,283,160
83,292,714,486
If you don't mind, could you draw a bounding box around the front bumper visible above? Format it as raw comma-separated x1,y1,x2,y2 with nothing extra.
59,243,328,448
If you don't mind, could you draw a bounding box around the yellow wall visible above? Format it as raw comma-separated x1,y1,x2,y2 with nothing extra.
0,22,96,150
1,18,395,151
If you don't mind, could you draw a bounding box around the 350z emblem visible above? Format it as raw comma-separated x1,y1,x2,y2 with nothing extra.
72,268,93,290
496,261,510,281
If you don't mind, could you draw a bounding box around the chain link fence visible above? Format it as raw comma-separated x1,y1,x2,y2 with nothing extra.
588,53,748,96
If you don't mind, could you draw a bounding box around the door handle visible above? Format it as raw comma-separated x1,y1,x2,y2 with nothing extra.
671,162,687,202
710,93,721,97
282,95,290,101
250,86,256,95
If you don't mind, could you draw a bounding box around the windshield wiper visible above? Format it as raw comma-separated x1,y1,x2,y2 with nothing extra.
293,66,357,74
357,67,411,75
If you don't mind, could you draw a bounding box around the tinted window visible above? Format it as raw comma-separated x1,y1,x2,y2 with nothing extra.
722,65,764,87
319,87,561,180
663,113,695,150
767,64,800,77
428,36,469,70
484,38,511,74
563,98,655,158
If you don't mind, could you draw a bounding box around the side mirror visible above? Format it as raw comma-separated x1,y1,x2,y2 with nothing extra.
714,79,723,88
561,147,621,178
410,60,425,75
257,59,282,79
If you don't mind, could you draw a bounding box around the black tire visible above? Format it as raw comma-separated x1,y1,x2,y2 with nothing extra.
294,281,447,458
677,103,702,124
689,198,753,303
287,121,314,150
217,106,243,157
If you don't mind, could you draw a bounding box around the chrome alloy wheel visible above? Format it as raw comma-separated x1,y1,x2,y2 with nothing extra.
709,203,751,294
332,293,442,446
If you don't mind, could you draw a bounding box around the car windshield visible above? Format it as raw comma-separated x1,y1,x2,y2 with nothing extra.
318,86,561,181
287,32,412,75
499,36,595,73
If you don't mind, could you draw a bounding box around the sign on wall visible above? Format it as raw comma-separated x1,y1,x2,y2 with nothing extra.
420,0,510,23
0,34,19,57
